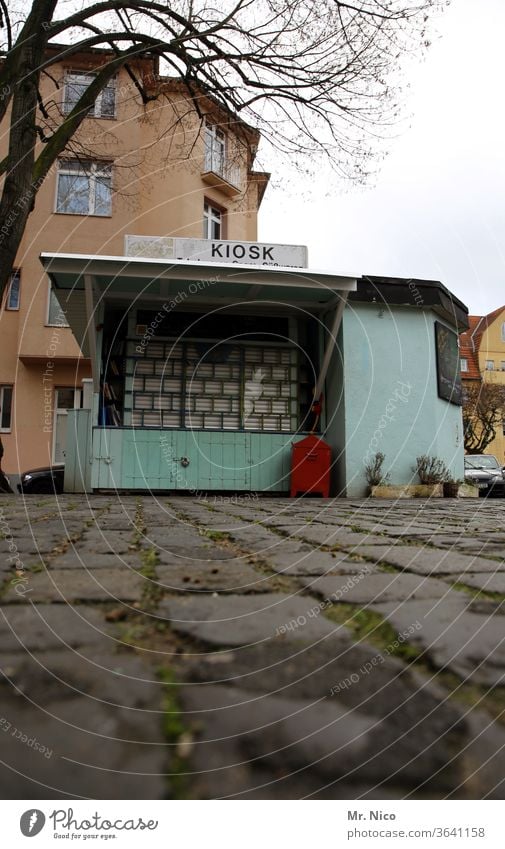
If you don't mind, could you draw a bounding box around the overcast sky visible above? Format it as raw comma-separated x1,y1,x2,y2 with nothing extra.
259,0,505,317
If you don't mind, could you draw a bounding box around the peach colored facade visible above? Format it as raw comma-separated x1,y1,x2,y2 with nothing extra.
460,306,505,462
0,50,266,474
473,308,505,462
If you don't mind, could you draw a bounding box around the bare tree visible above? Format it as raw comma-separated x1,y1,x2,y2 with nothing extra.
0,0,445,303
463,381,505,455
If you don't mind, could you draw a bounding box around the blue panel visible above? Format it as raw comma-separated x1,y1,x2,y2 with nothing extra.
339,305,465,496
92,428,123,489
89,428,296,492
249,432,292,491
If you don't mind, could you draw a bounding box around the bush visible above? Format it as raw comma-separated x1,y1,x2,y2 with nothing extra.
414,455,451,485
364,452,390,487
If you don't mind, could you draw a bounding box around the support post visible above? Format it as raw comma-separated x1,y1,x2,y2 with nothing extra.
84,274,99,392
313,291,349,401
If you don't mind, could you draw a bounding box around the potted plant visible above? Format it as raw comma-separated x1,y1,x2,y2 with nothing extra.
443,478,462,498
413,455,450,497
364,452,391,496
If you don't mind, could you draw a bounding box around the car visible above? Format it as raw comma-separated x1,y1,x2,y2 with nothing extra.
464,455,505,497
17,464,65,494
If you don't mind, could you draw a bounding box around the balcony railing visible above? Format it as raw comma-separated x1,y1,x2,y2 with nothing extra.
202,148,242,195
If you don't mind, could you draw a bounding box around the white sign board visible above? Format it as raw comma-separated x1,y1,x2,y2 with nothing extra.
125,236,308,268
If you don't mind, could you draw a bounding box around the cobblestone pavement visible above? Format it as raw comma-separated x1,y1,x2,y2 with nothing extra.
1,493,505,799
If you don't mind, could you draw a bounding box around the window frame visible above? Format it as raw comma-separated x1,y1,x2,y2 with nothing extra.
203,200,224,240
63,70,116,119
204,121,226,175
5,269,20,311
0,385,13,432
55,159,113,217
485,359,495,371
46,283,69,328
460,357,468,372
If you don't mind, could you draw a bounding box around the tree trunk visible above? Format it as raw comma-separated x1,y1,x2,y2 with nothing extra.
0,0,57,301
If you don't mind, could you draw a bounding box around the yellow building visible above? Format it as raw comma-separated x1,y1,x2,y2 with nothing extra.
460,306,505,462
0,47,268,475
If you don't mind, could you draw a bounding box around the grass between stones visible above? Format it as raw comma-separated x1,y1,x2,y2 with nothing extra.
450,581,505,604
139,547,164,608
157,666,192,799
202,529,232,542
131,499,147,549
323,602,421,663
323,600,505,727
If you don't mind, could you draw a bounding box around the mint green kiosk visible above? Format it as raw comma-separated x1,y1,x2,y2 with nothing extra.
41,240,467,497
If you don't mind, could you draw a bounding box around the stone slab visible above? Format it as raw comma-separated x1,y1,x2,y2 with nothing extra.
180,679,465,798
155,544,237,564
48,551,143,570
267,548,375,577
301,571,455,604
80,531,134,554
450,573,505,595
156,559,271,593
3,568,144,603
0,653,166,799
266,524,393,548
180,684,375,798
157,593,343,646
1,536,68,558
357,545,504,576
375,599,505,685
0,604,111,651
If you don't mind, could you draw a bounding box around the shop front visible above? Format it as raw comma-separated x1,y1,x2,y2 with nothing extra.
41,241,357,494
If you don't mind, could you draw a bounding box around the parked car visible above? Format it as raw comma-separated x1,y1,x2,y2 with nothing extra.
464,455,505,497
17,464,65,494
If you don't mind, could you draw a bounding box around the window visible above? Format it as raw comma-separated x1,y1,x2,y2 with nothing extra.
485,360,495,370
204,123,226,176
5,270,20,310
63,71,116,118
460,357,468,372
501,361,505,371
502,322,505,342
0,385,13,431
47,286,69,327
56,160,112,216
203,202,223,239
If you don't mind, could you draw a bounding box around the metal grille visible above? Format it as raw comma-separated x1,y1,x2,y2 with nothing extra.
125,339,299,431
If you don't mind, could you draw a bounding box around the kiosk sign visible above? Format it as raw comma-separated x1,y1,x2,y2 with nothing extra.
125,235,308,268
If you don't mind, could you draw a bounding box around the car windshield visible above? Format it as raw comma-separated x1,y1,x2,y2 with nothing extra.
465,456,500,470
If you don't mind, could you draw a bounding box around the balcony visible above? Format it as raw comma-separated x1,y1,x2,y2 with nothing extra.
202,149,242,196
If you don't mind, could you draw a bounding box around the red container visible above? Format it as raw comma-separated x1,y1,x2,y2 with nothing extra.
290,435,331,498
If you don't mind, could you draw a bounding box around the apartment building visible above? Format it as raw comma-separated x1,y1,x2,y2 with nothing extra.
459,306,505,461
0,47,268,475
